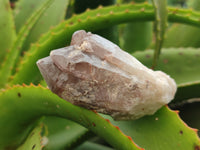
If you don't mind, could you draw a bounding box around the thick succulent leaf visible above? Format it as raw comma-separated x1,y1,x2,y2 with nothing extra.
133,48,200,102
10,3,200,85
164,0,200,48
43,117,89,150
0,85,141,150
106,106,200,150
74,0,118,44
173,100,200,136
10,2,156,85
15,0,69,51
75,142,114,150
14,0,46,32
122,22,153,52
167,0,186,6
151,0,168,68
0,0,16,64
121,0,152,50
133,48,200,86
187,0,200,10
0,85,199,149
74,0,116,13
0,0,54,88
164,24,200,48
17,124,44,150
174,82,200,102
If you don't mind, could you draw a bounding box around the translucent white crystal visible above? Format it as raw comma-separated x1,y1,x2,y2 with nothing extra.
37,30,177,120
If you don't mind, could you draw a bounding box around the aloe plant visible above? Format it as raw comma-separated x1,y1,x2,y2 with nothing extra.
0,0,199,149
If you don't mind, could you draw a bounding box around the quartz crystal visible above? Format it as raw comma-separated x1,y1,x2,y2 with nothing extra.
37,30,177,120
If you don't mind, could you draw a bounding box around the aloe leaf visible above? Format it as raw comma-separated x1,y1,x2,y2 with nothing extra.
174,100,200,136
13,0,45,33
74,0,118,44
167,0,186,6
174,82,200,102
122,21,153,52
122,0,153,52
0,85,141,150
14,0,46,32
0,0,16,64
151,0,168,68
164,0,200,48
17,124,44,150
1,85,199,149
0,0,54,88
133,48,200,86
10,3,200,85
107,106,200,150
133,48,200,102
10,2,156,85
187,0,200,10
17,0,69,52
43,117,89,150
75,142,114,150
163,24,200,48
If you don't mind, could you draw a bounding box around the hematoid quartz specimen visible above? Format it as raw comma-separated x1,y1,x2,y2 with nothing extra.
37,30,177,120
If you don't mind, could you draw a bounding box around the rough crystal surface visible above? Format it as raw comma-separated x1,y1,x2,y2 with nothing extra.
37,30,177,120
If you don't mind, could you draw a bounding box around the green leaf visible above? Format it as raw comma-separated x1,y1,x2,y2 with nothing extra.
75,142,114,150
187,0,200,10
43,117,89,150
133,48,200,86
0,85,141,150
174,82,200,103
10,2,156,85
74,0,118,44
108,106,200,150
0,0,16,64
151,0,168,68
122,21,153,52
167,0,185,6
164,24,200,48
133,48,200,102
1,85,199,150
174,100,200,136
164,0,200,48
10,3,200,85
14,0,46,32
0,0,54,88
15,0,70,52
121,0,153,52
17,124,44,150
